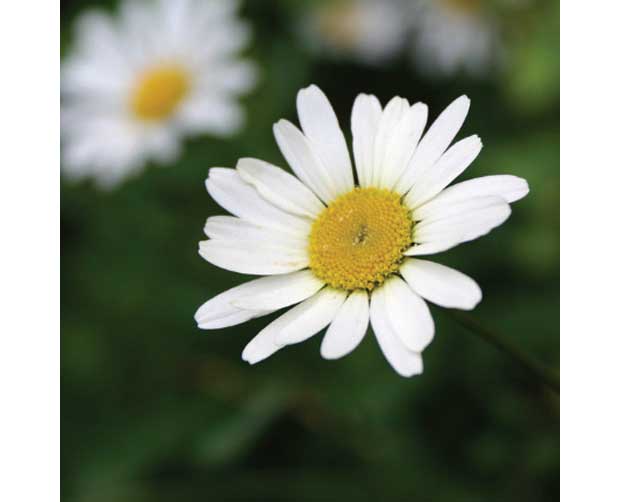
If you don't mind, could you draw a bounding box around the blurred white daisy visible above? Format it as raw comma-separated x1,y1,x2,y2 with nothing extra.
61,0,257,188
195,85,528,377
411,0,500,77
303,0,408,65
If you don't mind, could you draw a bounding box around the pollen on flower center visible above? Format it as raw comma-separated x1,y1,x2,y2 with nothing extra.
308,187,413,291
131,64,190,121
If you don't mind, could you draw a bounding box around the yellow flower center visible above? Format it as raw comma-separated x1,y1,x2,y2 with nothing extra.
130,64,190,122
309,188,413,291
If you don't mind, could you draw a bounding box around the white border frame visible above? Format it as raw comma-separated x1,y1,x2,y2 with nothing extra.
0,2,60,501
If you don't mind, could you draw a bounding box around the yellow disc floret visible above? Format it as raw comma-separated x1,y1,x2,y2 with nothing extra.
131,64,190,122
309,187,413,291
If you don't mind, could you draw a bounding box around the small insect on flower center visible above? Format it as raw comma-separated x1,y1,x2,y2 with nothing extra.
131,64,190,122
309,187,413,291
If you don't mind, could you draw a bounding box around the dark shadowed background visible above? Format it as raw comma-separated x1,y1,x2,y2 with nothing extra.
61,0,559,500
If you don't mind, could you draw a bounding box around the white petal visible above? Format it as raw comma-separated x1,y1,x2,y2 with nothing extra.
424,175,530,206
232,271,325,311
383,276,434,352
395,95,471,194
199,240,308,275
371,96,409,187
204,216,306,250
273,120,340,203
351,93,382,187
378,102,429,190
404,240,463,256
400,259,482,310
194,280,274,330
203,61,258,95
242,326,282,365
242,289,347,364
414,194,506,225
404,135,482,209
320,290,369,360
274,288,347,346
177,97,243,136
205,168,310,237
144,126,181,164
412,196,511,251
296,85,354,194
369,286,424,377
236,158,324,219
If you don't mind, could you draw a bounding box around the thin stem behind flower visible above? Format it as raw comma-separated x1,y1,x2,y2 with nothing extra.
447,310,560,394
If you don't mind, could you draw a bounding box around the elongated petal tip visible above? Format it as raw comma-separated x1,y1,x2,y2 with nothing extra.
514,177,530,202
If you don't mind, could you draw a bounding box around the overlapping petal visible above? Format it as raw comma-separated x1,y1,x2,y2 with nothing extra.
236,158,324,219
409,195,511,254
369,285,424,377
321,290,369,360
351,93,382,187
395,95,471,194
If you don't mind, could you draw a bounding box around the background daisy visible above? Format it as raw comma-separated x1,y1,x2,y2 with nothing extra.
301,0,409,65
410,0,500,77
61,0,257,188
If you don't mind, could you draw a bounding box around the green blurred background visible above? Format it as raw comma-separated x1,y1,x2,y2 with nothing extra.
61,1,559,500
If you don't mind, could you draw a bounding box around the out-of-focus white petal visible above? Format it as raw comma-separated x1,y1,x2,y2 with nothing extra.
196,61,258,95
177,96,243,136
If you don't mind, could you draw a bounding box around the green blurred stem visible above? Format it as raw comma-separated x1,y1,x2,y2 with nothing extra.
447,310,560,394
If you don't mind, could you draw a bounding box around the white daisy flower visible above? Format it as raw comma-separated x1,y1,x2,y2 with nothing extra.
303,0,408,65
61,0,257,188
195,85,528,377
411,0,500,77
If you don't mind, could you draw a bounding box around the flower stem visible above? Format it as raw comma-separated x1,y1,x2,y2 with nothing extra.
446,310,560,394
